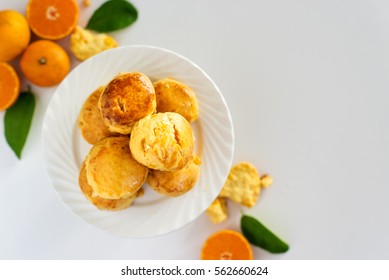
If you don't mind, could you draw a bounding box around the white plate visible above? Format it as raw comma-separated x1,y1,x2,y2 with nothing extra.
42,45,234,238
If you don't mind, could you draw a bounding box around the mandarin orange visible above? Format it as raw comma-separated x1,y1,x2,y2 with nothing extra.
201,230,253,260
0,62,20,111
26,0,79,40
0,10,30,62
20,40,70,87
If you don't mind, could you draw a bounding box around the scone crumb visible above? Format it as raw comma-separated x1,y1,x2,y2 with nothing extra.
219,162,261,208
206,198,228,224
83,0,91,7
260,174,273,189
70,26,118,61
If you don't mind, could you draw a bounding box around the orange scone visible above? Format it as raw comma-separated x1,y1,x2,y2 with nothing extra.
79,161,144,211
147,154,201,197
85,137,148,199
154,78,199,122
78,86,117,144
98,72,156,134
130,112,194,171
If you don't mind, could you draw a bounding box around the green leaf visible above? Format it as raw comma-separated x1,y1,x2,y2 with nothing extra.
4,89,36,159
86,0,138,32
241,215,289,253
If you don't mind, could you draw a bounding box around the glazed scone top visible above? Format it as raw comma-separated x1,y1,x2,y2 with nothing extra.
98,72,156,134
79,161,143,211
78,86,117,144
154,78,199,122
130,112,194,171
85,137,149,199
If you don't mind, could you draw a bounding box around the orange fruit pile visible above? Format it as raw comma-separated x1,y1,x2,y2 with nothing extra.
0,0,79,94
0,62,20,111
201,230,253,260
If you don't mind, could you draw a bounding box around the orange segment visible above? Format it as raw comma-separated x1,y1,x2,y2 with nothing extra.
0,62,20,111
201,230,253,260
26,0,79,40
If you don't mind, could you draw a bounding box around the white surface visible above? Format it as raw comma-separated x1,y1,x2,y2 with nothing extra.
1,0,389,259
42,45,234,238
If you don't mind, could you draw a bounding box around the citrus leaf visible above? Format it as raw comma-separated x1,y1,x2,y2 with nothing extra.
4,90,36,159
241,215,289,253
86,0,138,32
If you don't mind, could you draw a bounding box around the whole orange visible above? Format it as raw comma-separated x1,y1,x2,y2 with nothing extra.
20,40,70,87
0,10,31,62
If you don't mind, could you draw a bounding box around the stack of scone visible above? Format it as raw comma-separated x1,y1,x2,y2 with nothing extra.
78,72,201,211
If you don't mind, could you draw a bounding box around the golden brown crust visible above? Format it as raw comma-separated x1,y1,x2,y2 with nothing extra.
129,112,195,171
79,161,143,211
78,86,117,144
85,137,149,199
147,154,201,197
154,78,199,122
98,72,156,134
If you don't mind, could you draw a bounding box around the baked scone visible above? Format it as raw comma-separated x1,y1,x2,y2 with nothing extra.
78,86,117,144
85,137,148,199
79,161,144,211
147,154,201,197
98,72,156,134
154,78,199,122
206,197,228,224
219,162,261,208
130,112,195,171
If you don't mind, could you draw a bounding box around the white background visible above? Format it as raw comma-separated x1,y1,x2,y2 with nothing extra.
1,0,389,259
